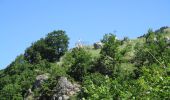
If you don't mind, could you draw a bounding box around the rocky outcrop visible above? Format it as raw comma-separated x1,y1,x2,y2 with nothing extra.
93,42,103,49
33,73,49,89
52,77,80,100
26,76,80,100
25,74,49,100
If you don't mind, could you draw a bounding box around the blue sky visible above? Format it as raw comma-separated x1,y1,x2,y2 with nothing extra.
0,0,170,69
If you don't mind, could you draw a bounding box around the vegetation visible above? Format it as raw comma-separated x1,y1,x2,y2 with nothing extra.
0,27,170,99
24,30,69,63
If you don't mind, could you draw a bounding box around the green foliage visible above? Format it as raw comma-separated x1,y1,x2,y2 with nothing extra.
155,26,169,34
81,73,113,99
1,84,23,100
121,36,130,45
101,33,120,59
24,39,46,63
92,33,123,77
25,30,69,63
92,55,116,76
49,63,67,77
145,29,155,43
81,65,170,99
1,28,170,99
60,51,75,70
120,43,133,62
37,77,59,99
68,48,92,82
0,55,36,99
45,30,69,62
134,29,170,68
129,65,170,99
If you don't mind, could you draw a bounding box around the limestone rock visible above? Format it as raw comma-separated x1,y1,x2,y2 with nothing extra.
33,73,49,89
52,77,80,100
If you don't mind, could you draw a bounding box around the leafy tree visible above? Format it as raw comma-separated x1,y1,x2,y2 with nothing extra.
24,30,69,63
92,33,122,76
45,30,69,62
68,48,92,82
101,33,120,59
145,29,156,43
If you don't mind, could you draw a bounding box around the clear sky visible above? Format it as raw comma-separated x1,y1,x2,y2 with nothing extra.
0,0,170,69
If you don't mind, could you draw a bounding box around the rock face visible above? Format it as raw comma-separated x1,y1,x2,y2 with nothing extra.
26,76,80,100
25,74,49,100
93,42,103,49
52,77,80,100
33,74,49,89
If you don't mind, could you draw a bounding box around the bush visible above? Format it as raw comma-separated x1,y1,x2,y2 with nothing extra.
81,73,113,99
68,48,92,82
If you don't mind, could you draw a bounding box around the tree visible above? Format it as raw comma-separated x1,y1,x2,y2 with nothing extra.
101,33,120,58
92,33,122,76
24,30,69,63
68,48,92,82
145,29,156,43
45,30,69,62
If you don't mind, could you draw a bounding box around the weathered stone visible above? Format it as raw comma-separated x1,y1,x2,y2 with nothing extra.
93,42,103,49
28,88,33,94
33,73,49,89
58,96,62,100
68,91,75,95
62,95,69,100
52,77,80,100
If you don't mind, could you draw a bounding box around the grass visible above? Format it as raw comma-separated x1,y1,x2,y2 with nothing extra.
83,45,101,58
56,28,170,75
89,49,101,58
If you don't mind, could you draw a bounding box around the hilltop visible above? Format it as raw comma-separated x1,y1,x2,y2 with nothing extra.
0,27,170,100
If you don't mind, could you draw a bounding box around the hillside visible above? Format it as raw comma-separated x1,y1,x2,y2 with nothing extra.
0,27,170,100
